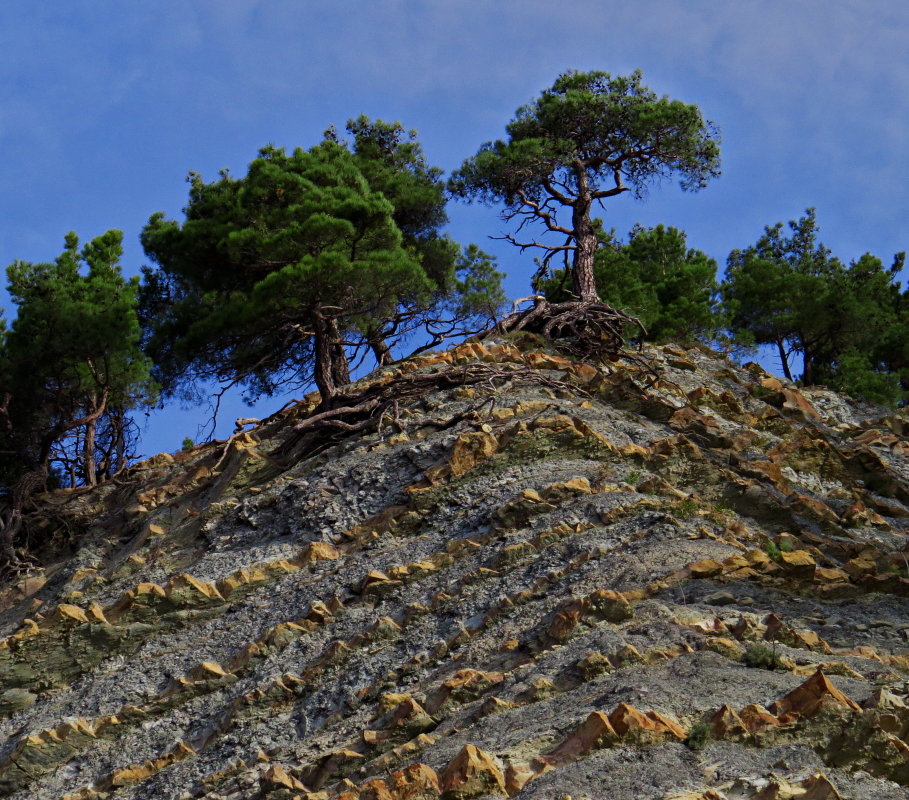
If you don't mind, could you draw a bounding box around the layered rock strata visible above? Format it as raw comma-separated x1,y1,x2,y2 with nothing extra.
0,337,908,799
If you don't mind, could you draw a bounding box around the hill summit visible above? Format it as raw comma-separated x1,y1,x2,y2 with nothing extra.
1,336,909,800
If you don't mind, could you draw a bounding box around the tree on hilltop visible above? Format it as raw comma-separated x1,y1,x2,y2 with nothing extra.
141,139,437,406
335,116,505,363
142,120,504,411
722,208,908,405
450,69,721,309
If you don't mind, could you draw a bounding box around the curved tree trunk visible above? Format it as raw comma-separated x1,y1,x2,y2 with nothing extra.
312,311,338,404
328,317,350,388
368,330,393,367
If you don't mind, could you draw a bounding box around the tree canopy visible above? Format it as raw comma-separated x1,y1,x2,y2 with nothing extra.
141,123,504,407
0,231,153,567
141,138,435,405
338,117,505,362
450,69,721,302
722,209,908,405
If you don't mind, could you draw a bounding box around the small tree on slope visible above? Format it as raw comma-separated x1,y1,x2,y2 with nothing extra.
0,230,153,570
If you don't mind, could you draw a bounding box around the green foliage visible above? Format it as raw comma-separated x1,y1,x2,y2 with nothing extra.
536,223,721,341
342,118,505,352
722,209,908,404
451,70,720,301
142,122,504,404
778,538,794,553
764,541,782,562
625,469,641,486
181,437,195,451
743,644,785,671
141,138,433,403
1,231,153,487
684,720,712,751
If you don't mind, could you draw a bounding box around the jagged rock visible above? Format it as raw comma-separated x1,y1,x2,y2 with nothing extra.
769,669,861,720
607,703,686,743
749,772,843,799
439,745,506,799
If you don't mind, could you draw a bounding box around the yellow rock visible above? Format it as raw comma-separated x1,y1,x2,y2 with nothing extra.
300,541,342,563
778,550,817,576
448,431,499,479
688,559,725,579
46,603,90,626
261,763,308,791
770,669,860,720
440,744,506,799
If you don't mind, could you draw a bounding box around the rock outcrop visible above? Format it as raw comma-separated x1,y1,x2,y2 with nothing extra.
1,337,909,799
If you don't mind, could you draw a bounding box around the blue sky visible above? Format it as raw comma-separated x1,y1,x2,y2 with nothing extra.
1,1,907,455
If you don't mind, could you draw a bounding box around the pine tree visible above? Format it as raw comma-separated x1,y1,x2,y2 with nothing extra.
141,139,434,405
451,70,720,303
0,230,153,567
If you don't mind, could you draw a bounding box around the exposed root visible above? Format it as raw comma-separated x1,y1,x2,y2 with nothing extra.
279,363,581,463
490,295,645,361
0,548,40,582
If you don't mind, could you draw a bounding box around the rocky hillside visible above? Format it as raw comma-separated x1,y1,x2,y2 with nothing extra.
2,336,909,800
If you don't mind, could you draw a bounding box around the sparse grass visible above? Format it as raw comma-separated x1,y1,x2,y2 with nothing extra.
707,500,735,523
751,384,776,400
684,720,712,751
743,643,786,671
626,469,641,486
764,541,782,562
677,498,699,519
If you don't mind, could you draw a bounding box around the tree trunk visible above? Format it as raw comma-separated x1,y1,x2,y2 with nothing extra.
328,317,350,388
0,465,48,568
0,508,22,567
312,311,337,404
83,418,97,487
802,350,814,386
368,330,393,367
571,200,600,302
776,339,793,382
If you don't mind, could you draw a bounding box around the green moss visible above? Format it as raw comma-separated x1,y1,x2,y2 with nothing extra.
764,541,782,562
684,720,712,750
743,643,785,670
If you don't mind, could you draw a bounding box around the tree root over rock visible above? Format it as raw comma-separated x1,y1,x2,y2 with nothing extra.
489,295,646,362
279,362,582,463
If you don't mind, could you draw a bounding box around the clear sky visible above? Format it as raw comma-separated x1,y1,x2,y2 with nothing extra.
1,1,907,456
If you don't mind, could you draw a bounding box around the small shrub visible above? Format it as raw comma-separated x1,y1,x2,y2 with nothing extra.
764,541,782,562
181,437,195,451
751,384,776,400
626,470,641,485
743,644,785,670
684,720,712,751
778,538,794,553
